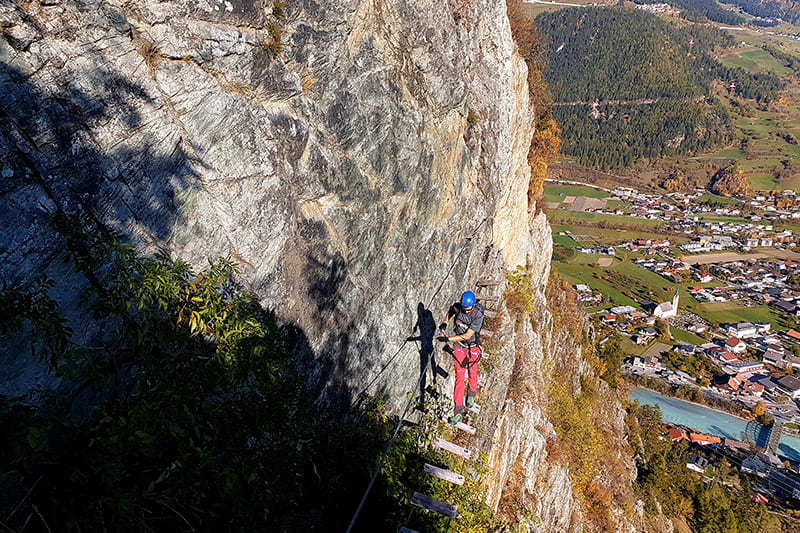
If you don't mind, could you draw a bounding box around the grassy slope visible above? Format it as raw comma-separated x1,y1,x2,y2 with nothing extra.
553,249,789,331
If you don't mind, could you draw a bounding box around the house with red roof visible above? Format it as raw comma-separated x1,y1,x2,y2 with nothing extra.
689,433,722,445
725,337,747,354
668,427,688,442
742,381,765,396
715,375,741,393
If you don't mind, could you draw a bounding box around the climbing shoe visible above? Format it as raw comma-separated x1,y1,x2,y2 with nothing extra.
448,413,463,425
465,395,476,409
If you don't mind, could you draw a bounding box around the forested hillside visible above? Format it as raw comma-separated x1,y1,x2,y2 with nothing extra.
636,0,745,25
726,0,800,23
535,7,784,168
638,0,800,25
556,100,730,168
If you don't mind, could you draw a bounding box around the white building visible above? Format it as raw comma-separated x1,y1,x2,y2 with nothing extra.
609,305,637,315
725,337,748,354
727,322,757,339
654,292,679,319
725,361,763,376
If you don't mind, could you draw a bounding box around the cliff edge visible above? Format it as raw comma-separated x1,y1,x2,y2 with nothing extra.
0,1,657,530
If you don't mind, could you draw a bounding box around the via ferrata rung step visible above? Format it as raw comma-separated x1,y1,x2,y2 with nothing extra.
424,463,465,485
432,437,471,459
477,295,499,303
476,279,501,287
454,420,476,434
411,492,458,518
440,415,475,433
399,528,419,533
468,402,481,414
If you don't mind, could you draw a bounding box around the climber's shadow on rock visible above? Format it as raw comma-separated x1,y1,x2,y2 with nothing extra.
407,302,447,411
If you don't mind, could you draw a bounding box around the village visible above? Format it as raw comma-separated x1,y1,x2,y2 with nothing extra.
577,250,800,505
548,182,800,508
565,184,800,251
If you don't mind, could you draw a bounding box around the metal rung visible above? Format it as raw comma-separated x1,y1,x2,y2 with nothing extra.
477,295,499,303
481,329,494,337
400,528,419,533
476,279,501,287
432,437,471,459
411,492,457,518
468,402,481,414
455,421,476,434
424,463,465,485
484,310,497,318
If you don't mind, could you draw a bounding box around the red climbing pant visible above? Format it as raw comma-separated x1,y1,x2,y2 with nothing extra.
453,344,480,414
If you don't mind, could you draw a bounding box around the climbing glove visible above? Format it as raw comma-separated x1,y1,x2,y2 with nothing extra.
436,335,449,343
438,323,447,332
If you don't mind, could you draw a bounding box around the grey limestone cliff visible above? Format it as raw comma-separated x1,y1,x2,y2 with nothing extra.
0,1,656,530
1,0,536,402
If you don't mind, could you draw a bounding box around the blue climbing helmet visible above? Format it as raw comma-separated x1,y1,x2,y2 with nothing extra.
461,291,476,308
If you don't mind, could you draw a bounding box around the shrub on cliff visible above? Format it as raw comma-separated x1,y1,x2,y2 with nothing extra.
504,265,538,318
0,215,429,531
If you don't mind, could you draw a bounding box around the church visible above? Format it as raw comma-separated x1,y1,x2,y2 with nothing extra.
654,291,679,319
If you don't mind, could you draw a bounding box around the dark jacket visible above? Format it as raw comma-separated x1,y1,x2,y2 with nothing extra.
450,302,484,347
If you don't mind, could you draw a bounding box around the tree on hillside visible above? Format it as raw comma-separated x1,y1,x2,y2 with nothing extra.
753,400,766,418
598,337,625,385
535,7,781,169
709,165,751,197
655,318,670,341
662,170,689,192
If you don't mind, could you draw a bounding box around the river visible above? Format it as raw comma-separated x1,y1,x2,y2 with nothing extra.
630,387,800,462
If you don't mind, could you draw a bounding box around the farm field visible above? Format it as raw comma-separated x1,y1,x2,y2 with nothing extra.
681,252,772,264
554,248,790,332
546,209,663,230
712,33,800,192
681,249,800,264
550,223,691,247
719,46,793,77
553,262,640,308
671,327,706,345
685,301,786,331
543,184,609,203
554,253,686,310
618,336,648,357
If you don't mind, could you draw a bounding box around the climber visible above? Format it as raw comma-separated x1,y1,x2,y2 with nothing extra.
437,290,484,425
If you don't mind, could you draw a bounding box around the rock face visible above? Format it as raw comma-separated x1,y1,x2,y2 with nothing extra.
0,0,537,403
0,1,648,530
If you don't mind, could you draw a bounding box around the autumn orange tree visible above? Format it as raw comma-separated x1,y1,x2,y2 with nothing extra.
710,165,751,197
506,0,561,205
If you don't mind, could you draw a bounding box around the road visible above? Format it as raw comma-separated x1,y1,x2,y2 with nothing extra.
544,178,614,194
553,96,705,107
523,0,588,6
